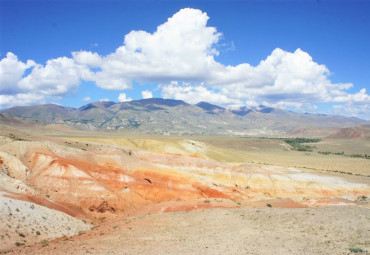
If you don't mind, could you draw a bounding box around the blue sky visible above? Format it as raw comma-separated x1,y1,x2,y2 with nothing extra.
0,0,369,119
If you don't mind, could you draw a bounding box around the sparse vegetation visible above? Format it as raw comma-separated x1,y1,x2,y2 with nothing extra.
282,138,320,152
40,240,49,247
318,151,331,155
7,133,25,141
349,153,370,159
357,195,367,201
318,151,369,160
333,151,345,155
349,247,365,253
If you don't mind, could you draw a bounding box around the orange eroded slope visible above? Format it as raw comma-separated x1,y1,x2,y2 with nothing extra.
0,140,369,221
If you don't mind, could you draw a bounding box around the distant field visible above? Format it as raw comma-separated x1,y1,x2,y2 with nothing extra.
62,135,370,178
314,138,370,155
200,137,370,177
241,150,369,177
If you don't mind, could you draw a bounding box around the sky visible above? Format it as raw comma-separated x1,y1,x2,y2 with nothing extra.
0,0,369,119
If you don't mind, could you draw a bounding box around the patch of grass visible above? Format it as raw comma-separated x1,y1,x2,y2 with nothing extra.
333,151,344,155
7,133,25,141
204,199,211,203
349,247,365,253
0,249,13,254
40,240,49,247
282,138,320,152
318,151,332,155
318,150,369,160
349,153,370,159
266,203,272,208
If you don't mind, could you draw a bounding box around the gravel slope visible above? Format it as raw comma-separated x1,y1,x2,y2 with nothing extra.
0,194,91,252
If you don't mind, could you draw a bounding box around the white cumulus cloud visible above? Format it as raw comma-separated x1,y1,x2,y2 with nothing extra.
75,8,221,90
117,93,132,102
161,82,242,105
0,93,45,109
0,52,36,94
82,96,91,102
18,56,89,96
72,51,101,68
0,52,91,108
141,90,153,99
331,102,370,119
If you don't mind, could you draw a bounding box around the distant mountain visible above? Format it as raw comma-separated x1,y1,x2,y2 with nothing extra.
1,98,368,136
79,101,116,111
130,98,189,107
326,126,370,139
231,105,292,116
287,127,340,138
196,102,225,111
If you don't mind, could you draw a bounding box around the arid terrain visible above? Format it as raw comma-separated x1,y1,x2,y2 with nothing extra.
2,0,370,253
0,122,369,254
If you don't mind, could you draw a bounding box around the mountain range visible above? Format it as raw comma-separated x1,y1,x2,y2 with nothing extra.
0,98,368,136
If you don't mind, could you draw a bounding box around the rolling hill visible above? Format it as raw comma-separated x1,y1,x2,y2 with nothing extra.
326,125,370,139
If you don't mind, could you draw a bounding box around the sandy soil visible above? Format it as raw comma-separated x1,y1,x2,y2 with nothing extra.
8,206,370,255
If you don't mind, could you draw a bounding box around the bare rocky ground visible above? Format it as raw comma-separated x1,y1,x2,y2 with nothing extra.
0,193,91,253
8,206,370,255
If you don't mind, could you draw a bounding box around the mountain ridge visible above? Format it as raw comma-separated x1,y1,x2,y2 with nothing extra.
1,98,368,136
